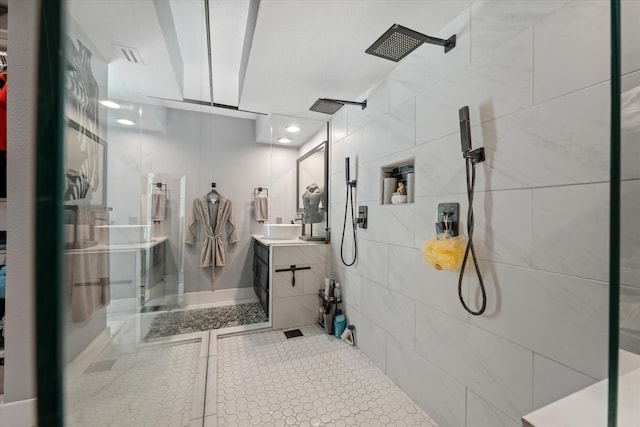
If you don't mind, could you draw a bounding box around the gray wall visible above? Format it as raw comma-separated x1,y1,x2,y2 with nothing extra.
108,109,298,292
329,2,640,426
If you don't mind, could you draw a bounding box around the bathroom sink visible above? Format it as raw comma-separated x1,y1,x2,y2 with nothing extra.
95,225,153,245
263,224,302,240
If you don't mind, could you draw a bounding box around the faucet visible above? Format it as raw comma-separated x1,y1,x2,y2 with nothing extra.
291,215,306,236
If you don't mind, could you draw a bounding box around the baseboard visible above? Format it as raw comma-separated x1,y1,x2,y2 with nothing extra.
0,398,37,427
182,287,256,306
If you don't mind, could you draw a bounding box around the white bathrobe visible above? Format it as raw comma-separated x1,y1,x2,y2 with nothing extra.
185,194,239,290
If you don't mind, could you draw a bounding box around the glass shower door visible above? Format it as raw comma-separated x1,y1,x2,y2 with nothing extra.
614,0,640,426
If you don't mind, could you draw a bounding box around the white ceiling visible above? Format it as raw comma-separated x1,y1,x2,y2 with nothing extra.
68,0,471,145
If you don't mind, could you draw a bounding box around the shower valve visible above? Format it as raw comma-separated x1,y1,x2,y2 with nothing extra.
435,203,459,237
357,206,368,229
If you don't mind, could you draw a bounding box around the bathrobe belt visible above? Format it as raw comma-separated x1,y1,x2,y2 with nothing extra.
203,230,225,267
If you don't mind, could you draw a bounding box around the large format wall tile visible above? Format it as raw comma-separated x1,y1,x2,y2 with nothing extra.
471,262,609,379
532,183,608,282
533,0,609,104
346,308,387,372
622,72,640,181
472,188,532,267
416,28,533,145
470,0,569,61
467,391,521,427
347,79,390,135
388,244,469,321
356,157,387,203
532,354,597,410
621,180,640,287
361,98,416,163
354,239,388,286
389,7,471,109
331,108,348,143
474,82,610,192
622,0,640,75
387,335,467,427
358,203,415,247
414,133,468,197
416,303,534,420
331,130,362,179
333,266,362,313
361,279,415,349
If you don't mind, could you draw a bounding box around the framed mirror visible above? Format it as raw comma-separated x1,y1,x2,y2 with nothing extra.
296,141,328,223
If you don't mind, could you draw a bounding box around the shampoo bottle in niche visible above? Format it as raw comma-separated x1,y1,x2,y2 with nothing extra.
335,282,342,303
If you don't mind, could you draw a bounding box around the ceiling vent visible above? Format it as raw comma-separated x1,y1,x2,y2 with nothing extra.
113,44,145,66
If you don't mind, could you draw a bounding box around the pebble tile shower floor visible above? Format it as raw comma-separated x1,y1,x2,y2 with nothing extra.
217,325,439,427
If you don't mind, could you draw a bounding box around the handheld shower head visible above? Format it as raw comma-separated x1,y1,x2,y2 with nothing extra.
345,157,350,184
458,106,472,155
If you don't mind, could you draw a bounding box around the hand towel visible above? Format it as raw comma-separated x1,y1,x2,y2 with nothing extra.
152,188,167,221
254,192,269,222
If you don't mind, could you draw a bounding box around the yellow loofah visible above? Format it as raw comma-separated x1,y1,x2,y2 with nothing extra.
422,234,468,271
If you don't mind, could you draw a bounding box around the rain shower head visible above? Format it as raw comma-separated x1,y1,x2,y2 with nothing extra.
365,24,456,62
309,98,367,115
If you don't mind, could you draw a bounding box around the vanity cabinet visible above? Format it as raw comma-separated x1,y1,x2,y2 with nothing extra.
271,244,328,330
252,237,328,330
253,240,269,315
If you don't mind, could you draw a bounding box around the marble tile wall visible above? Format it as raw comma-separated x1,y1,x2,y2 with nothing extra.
328,1,634,426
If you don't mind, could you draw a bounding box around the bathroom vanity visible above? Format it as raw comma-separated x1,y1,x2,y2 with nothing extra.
66,236,168,312
252,235,328,330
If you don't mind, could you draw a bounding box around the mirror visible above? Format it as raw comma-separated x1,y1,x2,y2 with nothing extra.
296,141,328,238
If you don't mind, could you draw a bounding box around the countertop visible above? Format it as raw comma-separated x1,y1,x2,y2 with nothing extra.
65,236,169,254
252,235,327,246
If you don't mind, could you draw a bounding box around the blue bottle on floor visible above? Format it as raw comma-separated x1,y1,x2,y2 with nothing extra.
333,313,346,339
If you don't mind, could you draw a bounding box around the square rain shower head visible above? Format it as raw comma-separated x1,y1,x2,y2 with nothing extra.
365,24,456,62
309,98,346,115
309,98,366,114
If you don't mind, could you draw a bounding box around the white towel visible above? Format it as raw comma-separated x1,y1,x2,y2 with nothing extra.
254,193,269,222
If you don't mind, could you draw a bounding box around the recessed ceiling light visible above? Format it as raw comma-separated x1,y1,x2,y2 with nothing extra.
117,118,136,126
100,100,121,109
285,125,301,133
277,137,292,144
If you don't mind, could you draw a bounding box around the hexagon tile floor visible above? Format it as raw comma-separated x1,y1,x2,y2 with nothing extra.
66,341,200,427
217,324,439,427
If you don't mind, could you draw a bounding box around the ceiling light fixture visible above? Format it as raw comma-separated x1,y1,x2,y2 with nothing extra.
285,125,301,133
277,138,292,144
117,118,136,126
100,100,121,109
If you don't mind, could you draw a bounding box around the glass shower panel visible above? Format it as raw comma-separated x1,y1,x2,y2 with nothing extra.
62,1,206,425
617,0,640,425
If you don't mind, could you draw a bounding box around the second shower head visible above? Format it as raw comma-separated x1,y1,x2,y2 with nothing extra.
309,98,367,115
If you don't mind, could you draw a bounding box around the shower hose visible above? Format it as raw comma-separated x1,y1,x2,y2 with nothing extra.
458,155,487,315
341,182,357,266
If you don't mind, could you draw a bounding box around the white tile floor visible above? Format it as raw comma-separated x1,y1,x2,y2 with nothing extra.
217,325,439,427
66,340,201,427
64,305,438,427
